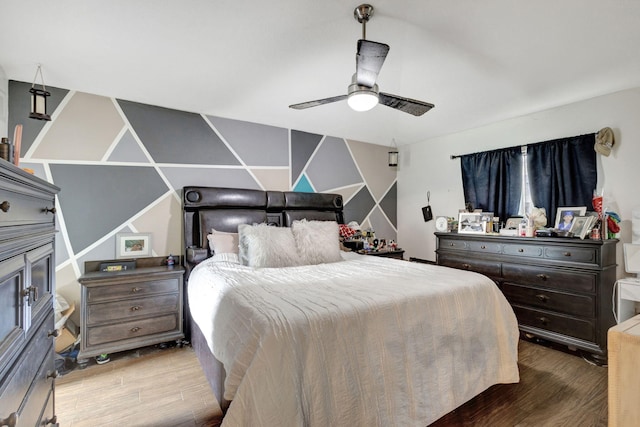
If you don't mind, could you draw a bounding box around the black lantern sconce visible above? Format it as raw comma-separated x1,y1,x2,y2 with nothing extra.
29,64,52,121
388,138,398,167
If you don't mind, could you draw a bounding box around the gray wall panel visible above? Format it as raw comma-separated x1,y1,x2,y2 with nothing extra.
306,136,362,192
343,186,375,225
160,167,260,192
118,100,240,165
291,130,322,185
50,164,168,253
379,182,398,227
109,130,149,162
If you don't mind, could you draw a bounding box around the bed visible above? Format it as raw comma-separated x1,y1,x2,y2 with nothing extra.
182,186,520,426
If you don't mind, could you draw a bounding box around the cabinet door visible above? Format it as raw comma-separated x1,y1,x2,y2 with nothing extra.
0,253,26,381
25,243,55,327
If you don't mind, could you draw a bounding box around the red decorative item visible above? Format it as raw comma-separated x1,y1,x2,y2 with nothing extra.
607,216,620,233
339,224,356,238
592,194,603,217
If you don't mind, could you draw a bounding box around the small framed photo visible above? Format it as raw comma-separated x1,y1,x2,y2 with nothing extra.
570,216,594,240
554,206,586,231
458,213,486,234
116,233,152,259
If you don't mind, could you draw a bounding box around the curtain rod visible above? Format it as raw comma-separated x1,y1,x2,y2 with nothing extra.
449,131,597,160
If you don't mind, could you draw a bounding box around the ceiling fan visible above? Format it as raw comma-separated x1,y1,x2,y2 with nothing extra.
289,4,435,116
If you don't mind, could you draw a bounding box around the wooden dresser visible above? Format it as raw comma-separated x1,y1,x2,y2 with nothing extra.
435,232,617,362
0,161,60,426
77,258,184,361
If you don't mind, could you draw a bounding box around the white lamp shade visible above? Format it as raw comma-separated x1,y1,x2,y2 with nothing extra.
347,91,378,112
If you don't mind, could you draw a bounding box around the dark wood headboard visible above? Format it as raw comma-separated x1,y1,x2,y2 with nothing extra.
182,186,344,278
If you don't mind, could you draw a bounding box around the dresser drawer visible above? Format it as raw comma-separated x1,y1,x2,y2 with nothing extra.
502,243,544,258
467,240,502,254
0,187,55,227
512,305,595,342
438,254,501,278
87,313,179,346
438,238,467,251
87,293,180,325
87,278,181,303
502,264,596,293
502,283,595,317
18,344,55,427
544,246,597,264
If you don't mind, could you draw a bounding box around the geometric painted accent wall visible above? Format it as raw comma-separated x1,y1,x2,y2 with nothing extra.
7,79,398,316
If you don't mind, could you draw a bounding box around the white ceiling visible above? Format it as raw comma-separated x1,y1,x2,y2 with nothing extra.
2,1,640,146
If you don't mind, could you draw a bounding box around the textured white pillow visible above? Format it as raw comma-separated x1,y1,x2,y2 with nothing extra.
291,219,342,265
238,223,302,268
207,228,239,254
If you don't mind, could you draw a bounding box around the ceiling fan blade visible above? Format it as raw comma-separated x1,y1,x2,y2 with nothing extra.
378,92,435,116
289,94,348,110
356,39,390,87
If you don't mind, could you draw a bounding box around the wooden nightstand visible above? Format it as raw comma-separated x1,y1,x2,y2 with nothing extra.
77,257,184,362
362,249,405,260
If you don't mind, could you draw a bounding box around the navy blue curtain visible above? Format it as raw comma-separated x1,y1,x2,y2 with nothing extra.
460,146,522,222
527,134,597,226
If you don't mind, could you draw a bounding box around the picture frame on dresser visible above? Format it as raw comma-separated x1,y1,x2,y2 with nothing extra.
458,212,486,234
116,232,152,258
554,206,586,231
570,216,594,239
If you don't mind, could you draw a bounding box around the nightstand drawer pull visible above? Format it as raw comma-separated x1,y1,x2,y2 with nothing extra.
536,274,549,281
130,327,141,332
47,370,59,380
537,316,550,325
535,294,549,302
131,287,141,293
0,201,9,213
462,263,471,269
131,305,142,311
43,415,58,425
564,252,572,257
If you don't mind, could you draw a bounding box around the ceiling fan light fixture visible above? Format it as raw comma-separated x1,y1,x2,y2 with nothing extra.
347,90,378,111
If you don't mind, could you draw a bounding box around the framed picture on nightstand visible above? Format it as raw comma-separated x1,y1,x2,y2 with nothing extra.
116,233,152,259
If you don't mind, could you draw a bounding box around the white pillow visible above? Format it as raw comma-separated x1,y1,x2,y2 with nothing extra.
291,219,342,265
207,228,239,254
238,223,302,268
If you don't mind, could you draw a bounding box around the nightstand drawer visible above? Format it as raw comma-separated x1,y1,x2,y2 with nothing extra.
87,313,179,346
87,293,180,325
502,283,595,317
512,305,595,342
502,264,596,293
87,278,180,303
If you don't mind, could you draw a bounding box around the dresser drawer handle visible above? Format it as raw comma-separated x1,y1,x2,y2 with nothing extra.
44,206,56,214
46,370,59,380
131,287,141,293
535,294,549,302
480,245,486,249
462,263,471,269
564,252,572,257
536,274,549,281
131,305,142,311
131,327,141,333
21,286,38,305
518,248,524,252
48,329,60,338
43,415,58,425
0,201,9,213
0,413,18,427
449,243,455,246
537,316,550,325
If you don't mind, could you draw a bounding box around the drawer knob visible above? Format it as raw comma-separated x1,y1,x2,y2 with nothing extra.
48,329,60,338
47,369,59,380
518,248,524,253
564,252,572,257
131,305,142,311
535,294,549,302
449,243,455,246
480,245,486,249
131,327,141,333
44,206,56,214
462,263,471,269
0,413,18,427
0,201,9,213
21,286,38,305
537,316,550,325
536,274,549,281
131,287,141,293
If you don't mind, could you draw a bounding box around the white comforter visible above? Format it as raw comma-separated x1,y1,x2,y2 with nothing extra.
188,252,519,426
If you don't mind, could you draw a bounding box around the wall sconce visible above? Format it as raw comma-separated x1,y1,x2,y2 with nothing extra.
388,138,398,167
29,64,52,121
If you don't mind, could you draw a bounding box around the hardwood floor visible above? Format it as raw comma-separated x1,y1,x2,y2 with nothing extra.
56,339,607,426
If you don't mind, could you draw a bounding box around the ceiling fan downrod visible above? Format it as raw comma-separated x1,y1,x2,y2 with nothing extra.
354,4,374,40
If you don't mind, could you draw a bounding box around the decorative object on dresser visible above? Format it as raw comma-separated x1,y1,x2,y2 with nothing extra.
77,256,184,364
0,160,60,425
436,232,617,364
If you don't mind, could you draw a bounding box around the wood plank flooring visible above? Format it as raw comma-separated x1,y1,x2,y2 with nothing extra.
56,339,607,426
